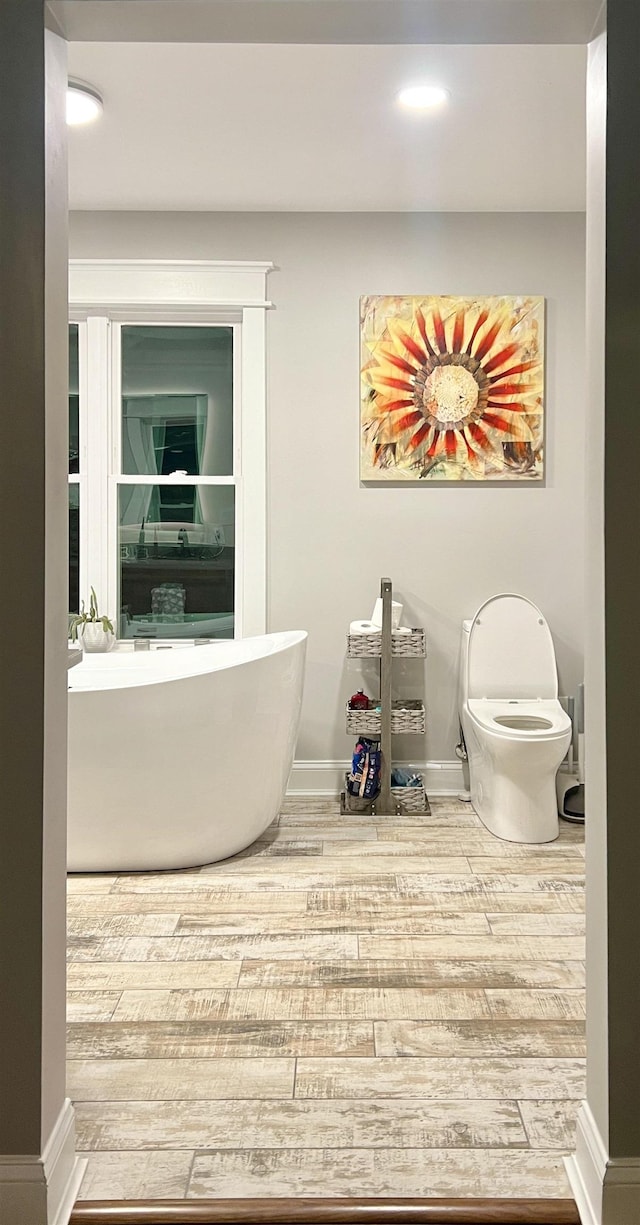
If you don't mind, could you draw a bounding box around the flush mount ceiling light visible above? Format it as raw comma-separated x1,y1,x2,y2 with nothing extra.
67,80,103,126
397,84,450,111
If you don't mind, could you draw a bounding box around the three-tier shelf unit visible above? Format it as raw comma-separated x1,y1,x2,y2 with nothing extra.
340,577,430,816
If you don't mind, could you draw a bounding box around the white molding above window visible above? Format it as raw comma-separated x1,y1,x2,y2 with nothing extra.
69,259,274,313
68,258,272,640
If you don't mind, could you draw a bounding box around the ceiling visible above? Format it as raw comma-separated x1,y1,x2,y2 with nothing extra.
68,42,587,212
54,0,603,45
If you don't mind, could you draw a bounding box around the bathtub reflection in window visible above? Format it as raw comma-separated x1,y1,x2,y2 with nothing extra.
118,484,234,640
69,484,80,613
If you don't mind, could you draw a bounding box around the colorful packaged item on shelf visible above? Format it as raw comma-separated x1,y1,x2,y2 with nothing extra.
347,736,381,800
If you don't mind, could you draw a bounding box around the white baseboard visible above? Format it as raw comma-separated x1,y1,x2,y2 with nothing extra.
565,1101,640,1225
565,1102,607,1225
287,759,464,796
0,1099,87,1225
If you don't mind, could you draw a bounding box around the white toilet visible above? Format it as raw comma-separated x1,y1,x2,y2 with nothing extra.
459,593,572,843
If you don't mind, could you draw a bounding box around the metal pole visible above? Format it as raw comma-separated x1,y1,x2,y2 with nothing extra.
378,577,394,814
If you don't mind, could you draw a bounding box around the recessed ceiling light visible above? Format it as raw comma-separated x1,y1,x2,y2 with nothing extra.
397,84,450,111
67,80,103,126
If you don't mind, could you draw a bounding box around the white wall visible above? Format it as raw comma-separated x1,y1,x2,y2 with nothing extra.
70,211,586,771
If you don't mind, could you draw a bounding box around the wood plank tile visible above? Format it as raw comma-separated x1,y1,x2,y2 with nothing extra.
277,813,477,829
67,875,117,893
68,890,309,916
277,814,380,827
78,1151,193,1201
519,1099,581,1149
485,989,586,1020
555,823,586,842
398,873,584,896
112,870,398,892
174,911,491,936
237,958,585,990
374,1019,586,1058
385,815,582,839
67,914,180,937
264,825,379,842
427,800,479,813
111,986,491,1023
67,933,358,962
197,856,473,878
487,913,585,935
110,990,177,1021
307,888,584,915
468,857,585,875
358,935,585,961
73,1098,526,1152
377,814,482,832
318,841,478,858
280,798,341,814
68,1056,295,1101
187,1147,573,1199
67,1020,375,1059
295,1056,586,1101
66,992,122,1022
67,961,242,991
326,838,583,858
238,840,324,858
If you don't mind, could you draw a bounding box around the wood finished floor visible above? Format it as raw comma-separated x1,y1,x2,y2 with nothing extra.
67,799,585,1202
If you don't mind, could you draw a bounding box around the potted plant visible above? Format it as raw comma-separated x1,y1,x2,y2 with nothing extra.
69,588,115,653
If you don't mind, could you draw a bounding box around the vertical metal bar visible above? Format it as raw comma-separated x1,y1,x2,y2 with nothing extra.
378,576,394,814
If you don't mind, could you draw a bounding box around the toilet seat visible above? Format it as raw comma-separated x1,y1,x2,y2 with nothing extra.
468,698,571,740
467,594,559,701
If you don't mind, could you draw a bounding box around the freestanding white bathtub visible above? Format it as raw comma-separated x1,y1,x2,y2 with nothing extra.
67,631,307,872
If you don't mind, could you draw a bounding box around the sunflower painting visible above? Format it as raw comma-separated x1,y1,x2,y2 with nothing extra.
360,295,545,482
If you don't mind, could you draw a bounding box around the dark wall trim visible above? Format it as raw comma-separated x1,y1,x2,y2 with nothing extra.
0,0,47,1156
605,0,640,1161
70,1197,580,1224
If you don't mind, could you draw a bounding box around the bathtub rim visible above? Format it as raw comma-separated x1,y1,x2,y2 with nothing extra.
68,629,308,693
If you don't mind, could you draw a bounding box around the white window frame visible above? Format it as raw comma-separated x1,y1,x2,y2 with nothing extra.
69,259,273,638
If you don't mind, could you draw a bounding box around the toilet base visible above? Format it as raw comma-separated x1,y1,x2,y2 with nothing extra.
470,768,560,844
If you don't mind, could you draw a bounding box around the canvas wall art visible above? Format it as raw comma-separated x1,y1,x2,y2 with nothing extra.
360,294,545,482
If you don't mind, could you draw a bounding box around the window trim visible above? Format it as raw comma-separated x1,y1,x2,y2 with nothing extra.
69,259,273,638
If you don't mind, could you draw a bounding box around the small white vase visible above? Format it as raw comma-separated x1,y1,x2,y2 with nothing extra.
78,623,115,653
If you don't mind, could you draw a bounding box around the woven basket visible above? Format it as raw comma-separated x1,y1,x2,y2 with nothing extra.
392,780,428,813
341,775,428,815
345,699,425,736
347,629,426,658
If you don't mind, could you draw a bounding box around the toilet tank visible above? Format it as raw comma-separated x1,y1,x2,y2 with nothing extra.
466,594,559,700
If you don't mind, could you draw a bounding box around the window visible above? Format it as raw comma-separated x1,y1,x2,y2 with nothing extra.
69,260,271,639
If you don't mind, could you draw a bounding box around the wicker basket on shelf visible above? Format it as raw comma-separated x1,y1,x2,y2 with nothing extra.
391,779,428,813
345,698,425,736
342,773,428,815
347,629,426,658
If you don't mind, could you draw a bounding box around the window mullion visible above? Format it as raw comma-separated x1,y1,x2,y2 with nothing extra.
85,316,111,621
108,320,122,632
239,307,266,636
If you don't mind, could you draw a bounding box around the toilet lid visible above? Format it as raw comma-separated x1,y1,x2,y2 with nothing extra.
467,594,559,700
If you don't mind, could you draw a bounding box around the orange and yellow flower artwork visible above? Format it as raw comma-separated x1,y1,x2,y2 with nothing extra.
360,294,545,482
